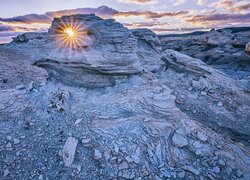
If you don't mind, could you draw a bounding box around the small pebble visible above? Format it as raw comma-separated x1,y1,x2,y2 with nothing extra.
14,138,20,145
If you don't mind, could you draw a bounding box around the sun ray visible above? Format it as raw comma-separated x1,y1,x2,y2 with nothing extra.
49,18,92,60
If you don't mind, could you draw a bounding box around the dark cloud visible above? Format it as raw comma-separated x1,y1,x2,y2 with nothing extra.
45,6,118,19
0,23,14,32
0,14,52,24
0,6,117,24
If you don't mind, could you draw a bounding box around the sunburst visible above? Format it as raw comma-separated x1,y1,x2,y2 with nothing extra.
49,18,92,59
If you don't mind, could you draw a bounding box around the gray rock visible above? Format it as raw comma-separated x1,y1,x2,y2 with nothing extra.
218,159,226,166
13,138,20,145
75,118,82,125
81,138,91,146
3,169,10,177
212,166,220,173
217,101,223,107
177,171,185,178
63,137,78,167
172,133,188,147
6,143,12,148
182,166,200,175
118,162,129,170
201,91,207,96
197,132,208,142
131,154,140,164
6,136,12,140
94,149,102,160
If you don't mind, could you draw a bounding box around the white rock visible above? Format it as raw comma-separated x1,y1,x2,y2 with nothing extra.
125,156,134,163
63,137,78,167
245,42,250,53
6,136,12,140
218,159,226,166
118,162,129,170
213,166,220,173
81,138,91,144
6,143,12,148
13,138,20,144
193,141,204,149
94,149,102,160
3,169,10,177
197,132,208,142
72,164,82,172
218,101,223,107
172,133,188,147
182,165,200,175
114,145,119,153
38,174,43,179
75,118,82,125
177,171,185,178
131,154,140,164
201,91,207,96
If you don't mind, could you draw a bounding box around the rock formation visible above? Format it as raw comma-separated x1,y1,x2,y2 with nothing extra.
246,42,250,53
160,27,250,80
0,15,249,179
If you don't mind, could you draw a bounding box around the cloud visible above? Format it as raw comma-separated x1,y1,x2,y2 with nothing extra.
233,2,250,12
0,5,249,40
0,23,14,32
152,27,208,33
172,0,187,6
197,0,207,6
186,12,250,25
118,0,158,4
115,10,189,19
124,21,169,28
0,6,117,24
210,0,250,12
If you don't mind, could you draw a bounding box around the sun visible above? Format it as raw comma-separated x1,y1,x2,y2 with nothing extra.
64,28,75,38
49,18,93,56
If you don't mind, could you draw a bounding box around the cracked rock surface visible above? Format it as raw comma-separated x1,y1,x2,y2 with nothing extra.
0,14,250,179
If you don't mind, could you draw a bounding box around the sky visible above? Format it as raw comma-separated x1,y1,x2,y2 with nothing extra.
0,0,250,42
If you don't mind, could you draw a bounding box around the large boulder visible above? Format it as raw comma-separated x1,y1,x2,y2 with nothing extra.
9,14,143,88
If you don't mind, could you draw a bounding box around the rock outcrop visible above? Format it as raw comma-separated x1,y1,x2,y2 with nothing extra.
0,15,249,179
246,42,250,53
160,27,250,80
9,14,143,88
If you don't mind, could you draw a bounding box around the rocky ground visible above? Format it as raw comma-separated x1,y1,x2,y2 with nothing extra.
0,14,250,179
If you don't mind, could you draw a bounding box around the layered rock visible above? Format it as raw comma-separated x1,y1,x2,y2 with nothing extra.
1,15,250,180
9,14,143,88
